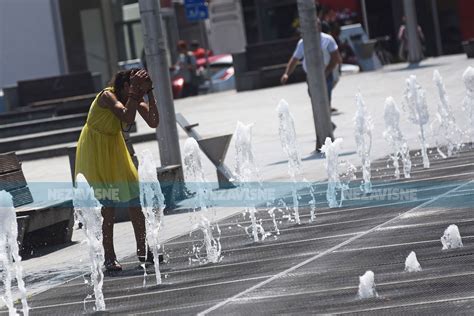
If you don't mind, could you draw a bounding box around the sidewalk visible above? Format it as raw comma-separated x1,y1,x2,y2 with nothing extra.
18,54,473,298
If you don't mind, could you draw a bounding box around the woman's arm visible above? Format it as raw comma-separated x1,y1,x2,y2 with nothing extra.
99,69,148,124
99,90,140,124
138,90,159,128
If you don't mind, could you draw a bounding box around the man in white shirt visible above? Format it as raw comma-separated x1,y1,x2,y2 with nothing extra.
281,21,342,111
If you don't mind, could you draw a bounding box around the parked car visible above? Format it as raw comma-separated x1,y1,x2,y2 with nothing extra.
197,54,235,94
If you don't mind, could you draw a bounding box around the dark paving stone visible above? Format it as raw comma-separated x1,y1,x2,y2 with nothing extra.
13,147,474,315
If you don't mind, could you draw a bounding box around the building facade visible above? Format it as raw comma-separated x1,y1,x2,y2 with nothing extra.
241,0,474,58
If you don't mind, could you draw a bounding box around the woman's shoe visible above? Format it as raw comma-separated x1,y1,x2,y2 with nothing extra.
138,251,164,264
104,258,122,272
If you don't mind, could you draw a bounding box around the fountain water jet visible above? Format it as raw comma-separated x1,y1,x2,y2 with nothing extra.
267,208,280,235
73,174,106,312
276,99,303,224
354,92,373,193
383,97,412,179
404,251,422,272
432,70,462,157
321,137,353,208
403,75,430,168
358,270,378,299
303,178,317,222
138,149,165,285
441,224,463,250
0,191,29,316
184,138,222,263
234,122,266,241
462,66,474,143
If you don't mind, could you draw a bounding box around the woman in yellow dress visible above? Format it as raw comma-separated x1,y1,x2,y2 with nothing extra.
75,69,159,271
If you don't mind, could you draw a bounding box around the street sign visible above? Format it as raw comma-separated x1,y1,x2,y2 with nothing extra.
184,0,204,4
185,2,208,21
208,0,246,54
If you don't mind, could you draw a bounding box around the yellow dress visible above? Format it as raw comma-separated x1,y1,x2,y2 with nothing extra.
75,87,139,203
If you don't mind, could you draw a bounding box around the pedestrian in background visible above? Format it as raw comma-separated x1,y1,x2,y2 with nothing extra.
280,19,342,149
174,40,199,97
191,40,212,59
281,20,341,110
398,15,425,61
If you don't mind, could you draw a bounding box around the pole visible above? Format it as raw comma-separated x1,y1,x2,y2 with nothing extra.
138,0,183,169
431,0,443,56
361,0,370,38
296,0,333,150
403,0,423,64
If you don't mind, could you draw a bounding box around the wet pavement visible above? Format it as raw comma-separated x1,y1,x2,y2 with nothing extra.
11,145,474,315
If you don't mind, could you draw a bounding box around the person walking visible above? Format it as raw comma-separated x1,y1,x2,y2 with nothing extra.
398,15,425,61
174,40,199,97
75,69,160,271
281,20,342,113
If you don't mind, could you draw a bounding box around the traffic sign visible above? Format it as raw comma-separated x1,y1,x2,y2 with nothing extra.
185,3,208,21
184,0,205,4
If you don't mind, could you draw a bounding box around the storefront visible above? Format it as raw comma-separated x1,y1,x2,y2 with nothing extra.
241,0,471,59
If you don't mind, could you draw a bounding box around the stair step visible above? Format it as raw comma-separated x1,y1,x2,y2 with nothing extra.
16,142,77,161
13,124,139,161
0,113,88,138
0,106,56,125
0,127,83,153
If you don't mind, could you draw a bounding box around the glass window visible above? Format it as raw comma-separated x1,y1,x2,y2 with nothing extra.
123,24,132,60
131,22,144,59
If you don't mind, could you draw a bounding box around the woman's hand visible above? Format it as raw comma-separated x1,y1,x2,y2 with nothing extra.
130,69,148,93
141,75,153,93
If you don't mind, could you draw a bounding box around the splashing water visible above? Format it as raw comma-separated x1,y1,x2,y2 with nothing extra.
384,97,412,179
321,137,343,208
184,138,222,264
0,191,29,316
303,178,317,222
403,75,430,168
234,122,266,241
73,174,106,312
138,149,166,285
358,270,378,299
267,208,280,235
320,139,356,207
354,92,373,193
405,251,422,272
276,99,302,224
432,70,462,157
338,159,357,204
462,66,474,143
441,224,463,250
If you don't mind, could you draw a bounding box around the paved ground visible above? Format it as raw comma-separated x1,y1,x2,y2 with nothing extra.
3,54,474,314
14,145,474,315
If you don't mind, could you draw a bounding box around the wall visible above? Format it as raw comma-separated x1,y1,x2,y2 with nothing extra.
457,0,474,40
0,0,62,88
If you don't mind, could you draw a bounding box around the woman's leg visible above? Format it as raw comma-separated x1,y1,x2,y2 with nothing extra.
101,206,117,260
128,204,147,257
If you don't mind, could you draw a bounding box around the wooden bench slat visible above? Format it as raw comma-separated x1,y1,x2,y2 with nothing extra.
15,199,72,214
0,152,21,174
10,187,34,208
0,170,27,191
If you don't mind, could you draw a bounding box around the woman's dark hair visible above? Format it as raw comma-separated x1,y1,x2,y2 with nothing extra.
108,68,140,102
